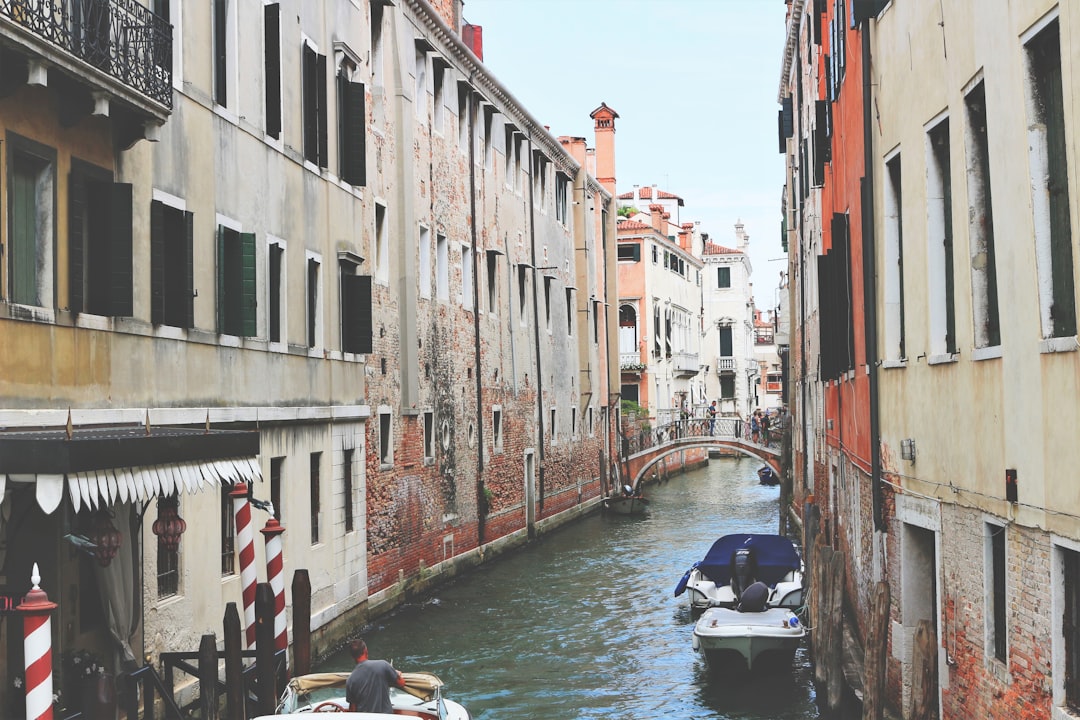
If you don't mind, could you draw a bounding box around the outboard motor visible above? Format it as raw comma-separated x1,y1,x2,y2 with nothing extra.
730,547,758,600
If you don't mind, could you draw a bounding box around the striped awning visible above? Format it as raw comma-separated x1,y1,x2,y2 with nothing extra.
0,426,261,514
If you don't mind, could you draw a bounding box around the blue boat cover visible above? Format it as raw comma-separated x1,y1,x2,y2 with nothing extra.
693,534,801,588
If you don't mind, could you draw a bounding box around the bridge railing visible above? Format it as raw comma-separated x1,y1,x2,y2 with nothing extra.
619,417,785,457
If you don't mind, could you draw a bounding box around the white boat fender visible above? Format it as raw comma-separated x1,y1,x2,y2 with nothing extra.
692,634,700,651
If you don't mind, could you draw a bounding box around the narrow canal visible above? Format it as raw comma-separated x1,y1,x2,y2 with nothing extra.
320,457,819,719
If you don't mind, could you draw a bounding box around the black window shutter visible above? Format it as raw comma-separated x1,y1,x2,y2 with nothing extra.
317,53,329,168
852,0,887,23
812,0,824,44
356,274,372,353
214,0,227,106
264,3,281,139
216,225,226,333
184,210,195,329
109,182,134,316
342,79,367,185
341,273,364,353
303,45,317,164
69,172,86,314
240,232,257,337
814,101,828,185
150,200,165,324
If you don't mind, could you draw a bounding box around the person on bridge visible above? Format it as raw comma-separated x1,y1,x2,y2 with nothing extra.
707,401,717,435
346,638,405,713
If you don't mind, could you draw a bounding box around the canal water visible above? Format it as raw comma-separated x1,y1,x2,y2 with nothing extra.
320,457,819,719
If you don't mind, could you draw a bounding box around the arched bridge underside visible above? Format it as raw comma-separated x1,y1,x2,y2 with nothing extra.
618,418,782,489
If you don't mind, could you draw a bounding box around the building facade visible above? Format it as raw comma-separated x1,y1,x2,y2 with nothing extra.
0,0,618,712
783,1,1080,719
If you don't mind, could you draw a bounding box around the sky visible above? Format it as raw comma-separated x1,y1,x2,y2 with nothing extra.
462,0,791,308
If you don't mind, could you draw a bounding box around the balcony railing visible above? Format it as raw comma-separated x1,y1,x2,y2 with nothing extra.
1,0,173,108
716,357,736,374
671,351,699,375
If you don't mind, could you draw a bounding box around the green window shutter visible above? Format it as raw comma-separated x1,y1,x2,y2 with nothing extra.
150,200,165,323
355,274,372,354
317,53,329,168
341,78,366,186
241,231,257,337
109,183,133,316
216,225,226,333
68,171,86,314
184,211,195,329
264,3,281,139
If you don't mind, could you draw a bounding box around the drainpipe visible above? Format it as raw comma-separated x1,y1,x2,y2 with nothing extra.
468,86,486,542
527,137,546,534
861,19,884,531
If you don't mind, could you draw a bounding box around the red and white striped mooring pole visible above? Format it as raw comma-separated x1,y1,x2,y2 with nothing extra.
18,563,57,720
231,482,258,648
261,518,287,651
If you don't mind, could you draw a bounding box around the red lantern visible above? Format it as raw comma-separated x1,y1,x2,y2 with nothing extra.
91,511,122,567
152,495,187,552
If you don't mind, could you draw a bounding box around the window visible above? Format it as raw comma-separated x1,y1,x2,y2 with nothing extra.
717,266,731,288
987,522,1006,663
414,40,428,120
549,407,557,445
8,136,55,308
370,2,385,88
652,245,658,264
374,203,388,283
462,244,473,310
213,0,234,107
514,134,523,192
457,80,470,154
306,255,321,348
264,3,281,138
486,250,498,313
68,161,133,316
423,411,435,460
926,118,956,355
156,496,180,598
571,407,578,439
719,325,733,357
504,125,517,187
379,410,393,466
555,172,569,224
884,152,906,360
309,453,321,544
270,457,283,521
1062,545,1080,710
565,287,574,336
617,243,641,262
339,260,372,354
587,407,593,436
216,222,256,337
720,375,735,399
965,81,1000,349
592,299,600,344
342,448,354,533
338,60,366,186
436,232,449,300
517,264,529,325
766,373,783,393
492,407,502,453
150,197,194,328
268,239,285,343
653,305,661,357
220,487,235,576
482,105,494,169
543,276,552,332
432,58,448,133
419,226,432,299
1025,19,1076,339
302,41,328,168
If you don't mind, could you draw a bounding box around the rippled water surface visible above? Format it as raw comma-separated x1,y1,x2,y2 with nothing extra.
320,457,819,720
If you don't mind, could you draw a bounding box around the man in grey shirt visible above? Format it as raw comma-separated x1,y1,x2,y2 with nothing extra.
345,638,405,713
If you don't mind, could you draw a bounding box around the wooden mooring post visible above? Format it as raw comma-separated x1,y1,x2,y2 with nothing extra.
292,569,312,677
255,582,278,717
198,633,219,720
863,581,891,720
223,602,244,720
826,551,845,712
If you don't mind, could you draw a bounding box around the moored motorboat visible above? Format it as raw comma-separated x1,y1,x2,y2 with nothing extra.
673,533,803,613
603,485,649,515
692,604,805,671
268,671,471,719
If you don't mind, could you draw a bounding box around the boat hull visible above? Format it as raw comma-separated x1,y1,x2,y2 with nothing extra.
692,607,804,672
603,495,648,515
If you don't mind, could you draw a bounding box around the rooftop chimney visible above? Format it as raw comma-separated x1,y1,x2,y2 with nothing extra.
463,23,483,60
649,204,664,233
590,102,619,196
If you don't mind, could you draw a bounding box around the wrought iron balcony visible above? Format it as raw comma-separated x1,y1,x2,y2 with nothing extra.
1,0,173,110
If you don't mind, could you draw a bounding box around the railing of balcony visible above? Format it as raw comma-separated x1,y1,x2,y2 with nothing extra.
1,0,173,108
620,352,647,371
671,351,699,373
716,357,735,373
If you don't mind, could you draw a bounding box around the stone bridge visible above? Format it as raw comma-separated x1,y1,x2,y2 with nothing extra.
617,417,782,489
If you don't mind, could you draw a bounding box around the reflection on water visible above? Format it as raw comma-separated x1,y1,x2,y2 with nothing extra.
319,457,819,720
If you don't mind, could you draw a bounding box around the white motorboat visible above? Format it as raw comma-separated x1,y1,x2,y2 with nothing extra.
674,533,803,613
692,605,805,671
269,671,471,720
